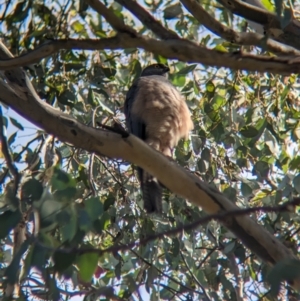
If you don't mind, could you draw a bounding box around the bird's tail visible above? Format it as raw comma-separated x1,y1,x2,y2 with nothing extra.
138,168,162,213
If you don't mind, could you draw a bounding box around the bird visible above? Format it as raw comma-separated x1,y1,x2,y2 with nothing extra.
124,63,194,213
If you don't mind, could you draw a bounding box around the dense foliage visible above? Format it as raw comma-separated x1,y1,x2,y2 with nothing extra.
0,0,300,300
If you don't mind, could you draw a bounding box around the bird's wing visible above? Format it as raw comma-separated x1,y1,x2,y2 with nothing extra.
124,79,145,140
124,78,162,213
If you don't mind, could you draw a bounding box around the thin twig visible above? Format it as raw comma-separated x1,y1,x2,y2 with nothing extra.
37,197,300,256
180,251,212,300
0,134,42,185
229,254,244,301
0,106,20,194
95,155,123,188
88,106,102,196
129,247,202,295
0,0,12,20
196,247,218,269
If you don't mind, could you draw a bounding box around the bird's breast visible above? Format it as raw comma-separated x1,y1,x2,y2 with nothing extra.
131,77,193,151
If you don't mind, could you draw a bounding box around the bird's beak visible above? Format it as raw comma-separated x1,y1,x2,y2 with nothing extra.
164,66,170,73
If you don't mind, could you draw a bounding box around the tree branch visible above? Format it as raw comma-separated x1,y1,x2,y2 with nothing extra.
1,36,300,74
180,251,212,300
180,0,300,55
217,0,280,28
115,0,180,40
85,0,136,35
217,0,300,50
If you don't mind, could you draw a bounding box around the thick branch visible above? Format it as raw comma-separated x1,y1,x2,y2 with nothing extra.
181,0,245,40
0,36,300,74
243,0,267,33
217,0,300,50
180,0,300,55
115,0,179,39
217,0,280,28
0,41,298,271
85,0,136,35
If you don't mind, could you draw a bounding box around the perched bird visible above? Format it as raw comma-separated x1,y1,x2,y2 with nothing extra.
124,63,194,213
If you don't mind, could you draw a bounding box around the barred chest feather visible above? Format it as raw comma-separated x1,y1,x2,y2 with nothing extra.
131,76,194,156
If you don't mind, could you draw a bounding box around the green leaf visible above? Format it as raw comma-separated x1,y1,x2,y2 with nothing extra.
96,211,111,232
85,197,103,221
204,103,220,122
206,81,215,93
58,90,76,106
241,182,252,197
51,168,76,190
201,147,211,162
268,259,300,297
53,187,77,202
274,0,283,17
261,0,275,11
236,158,248,168
289,156,300,171
78,208,93,232
72,20,85,33
0,210,22,239
78,164,89,188
30,243,48,271
223,241,235,254
171,238,180,257
104,194,115,211
240,126,259,138
293,174,300,194
20,245,34,281
8,0,28,22
22,179,43,202
130,59,142,80
212,94,226,109
178,64,197,75
170,73,186,87
77,251,99,282
191,136,202,155
163,3,182,19
234,243,246,263
211,122,224,140
35,194,63,230
197,158,207,173
87,88,97,106
101,67,116,79
223,187,237,202
154,55,168,64
53,250,77,273
61,207,77,242
146,266,158,289
253,161,270,178
2,116,8,128
8,132,17,145
214,44,228,52
9,117,24,130
115,261,122,280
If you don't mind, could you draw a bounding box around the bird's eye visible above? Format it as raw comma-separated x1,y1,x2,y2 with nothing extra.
155,65,160,68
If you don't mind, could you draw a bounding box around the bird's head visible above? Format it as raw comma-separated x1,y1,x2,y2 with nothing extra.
141,64,170,77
